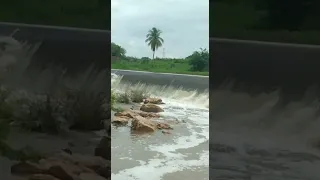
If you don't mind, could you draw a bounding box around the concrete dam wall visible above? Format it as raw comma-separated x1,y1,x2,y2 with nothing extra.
111,69,209,92
210,37,320,105
0,22,110,75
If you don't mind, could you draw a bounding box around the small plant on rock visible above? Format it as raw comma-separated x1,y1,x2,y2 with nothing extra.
115,91,131,104
65,89,108,131
130,89,150,103
14,95,62,134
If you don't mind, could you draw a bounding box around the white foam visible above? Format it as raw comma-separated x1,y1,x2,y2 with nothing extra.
112,151,209,180
111,74,209,179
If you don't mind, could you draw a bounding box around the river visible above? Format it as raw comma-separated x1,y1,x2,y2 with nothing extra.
111,74,209,180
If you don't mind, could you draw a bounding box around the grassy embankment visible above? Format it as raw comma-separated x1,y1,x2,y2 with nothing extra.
112,59,209,76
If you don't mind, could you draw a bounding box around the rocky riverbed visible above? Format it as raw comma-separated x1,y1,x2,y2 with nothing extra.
111,97,209,180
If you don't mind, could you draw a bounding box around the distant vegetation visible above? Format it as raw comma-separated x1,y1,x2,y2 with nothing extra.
211,0,320,44
111,42,209,76
0,0,109,29
112,26,208,76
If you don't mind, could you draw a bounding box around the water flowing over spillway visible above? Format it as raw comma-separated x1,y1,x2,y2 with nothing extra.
210,89,320,180
111,73,209,180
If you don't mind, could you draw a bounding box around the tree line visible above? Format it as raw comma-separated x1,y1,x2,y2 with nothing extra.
112,27,208,72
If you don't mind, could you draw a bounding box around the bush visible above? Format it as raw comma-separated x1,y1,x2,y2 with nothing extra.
63,89,108,131
13,95,63,134
188,48,209,72
115,91,131,104
130,89,150,103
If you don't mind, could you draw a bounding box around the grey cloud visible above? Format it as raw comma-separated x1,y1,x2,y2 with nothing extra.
112,0,208,58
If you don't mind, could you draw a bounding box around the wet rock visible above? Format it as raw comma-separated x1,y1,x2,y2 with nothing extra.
157,123,173,130
11,161,45,175
111,116,130,125
47,165,75,180
115,110,160,118
131,114,157,132
161,130,171,135
70,154,109,171
79,173,107,180
140,104,164,113
94,136,111,160
29,174,61,180
143,98,164,104
11,148,110,180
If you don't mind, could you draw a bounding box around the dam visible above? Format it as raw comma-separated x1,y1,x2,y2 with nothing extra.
210,37,320,180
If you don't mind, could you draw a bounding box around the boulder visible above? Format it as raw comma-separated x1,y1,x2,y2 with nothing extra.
70,154,109,171
115,110,160,118
11,150,110,180
94,136,111,160
111,116,130,125
143,98,164,104
140,104,164,113
47,164,76,180
11,161,45,175
131,114,157,132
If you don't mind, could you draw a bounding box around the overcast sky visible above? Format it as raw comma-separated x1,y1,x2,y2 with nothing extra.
111,0,209,58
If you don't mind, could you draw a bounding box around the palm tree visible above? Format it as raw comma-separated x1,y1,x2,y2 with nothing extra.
145,27,164,59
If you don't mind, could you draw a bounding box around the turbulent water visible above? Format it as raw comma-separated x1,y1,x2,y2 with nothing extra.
211,89,320,180
111,74,209,180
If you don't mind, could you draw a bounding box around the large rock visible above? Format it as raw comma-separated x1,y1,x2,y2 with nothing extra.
47,164,76,180
94,136,111,160
143,98,164,104
115,110,160,118
11,151,110,180
111,116,130,125
140,104,164,113
131,114,157,132
11,161,45,175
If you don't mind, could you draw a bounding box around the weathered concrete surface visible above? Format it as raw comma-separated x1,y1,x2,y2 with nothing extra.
112,69,209,91
0,22,110,74
210,38,320,104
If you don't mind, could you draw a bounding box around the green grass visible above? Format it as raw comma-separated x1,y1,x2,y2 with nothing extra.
112,59,209,76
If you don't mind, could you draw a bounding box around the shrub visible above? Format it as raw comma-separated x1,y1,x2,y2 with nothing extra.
188,48,209,72
115,91,131,104
13,95,62,134
129,89,150,103
64,89,108,131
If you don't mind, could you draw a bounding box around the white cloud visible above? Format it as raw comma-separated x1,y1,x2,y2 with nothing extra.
111,0,209,58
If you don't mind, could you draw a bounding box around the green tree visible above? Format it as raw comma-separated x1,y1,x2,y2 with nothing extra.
145,27,164,59
111,42,126,57
188,48,209,72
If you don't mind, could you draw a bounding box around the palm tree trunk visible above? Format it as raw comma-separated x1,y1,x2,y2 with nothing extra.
152,51,155,60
